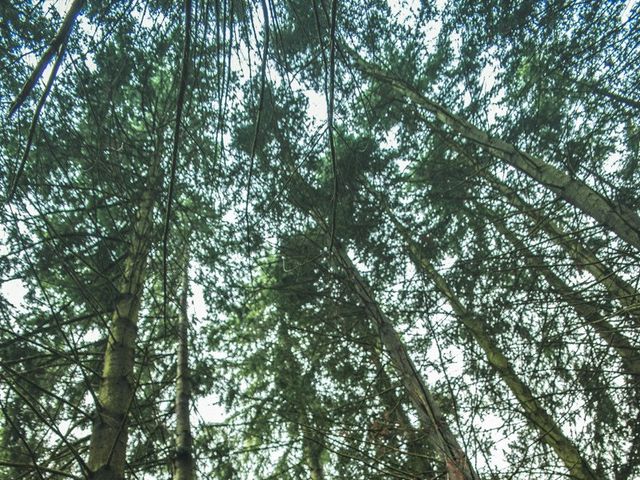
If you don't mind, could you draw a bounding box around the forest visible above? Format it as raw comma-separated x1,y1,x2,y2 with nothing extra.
0,0,639,479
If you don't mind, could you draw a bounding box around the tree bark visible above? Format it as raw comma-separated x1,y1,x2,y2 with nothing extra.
303,435,325,480
286,169,478,479
86,152,161,480
386,208,600,480
173,256,194,480
373,355,437,479
488,213,640,380
8,0,85,117
350,52,640,252
435,133,640,327
482,171,640,328
328,242,479,480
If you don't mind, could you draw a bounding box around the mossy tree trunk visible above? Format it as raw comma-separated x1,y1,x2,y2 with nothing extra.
386,209,600,480
352,53,640,252
87,152,161,480
302,434,325,480
482,171,640,327
373,355,437,479
487,212,640,379
286,170,478,480
329,244,479,480
443,135,640,325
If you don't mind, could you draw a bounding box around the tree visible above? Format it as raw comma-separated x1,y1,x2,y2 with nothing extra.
1,0,639,479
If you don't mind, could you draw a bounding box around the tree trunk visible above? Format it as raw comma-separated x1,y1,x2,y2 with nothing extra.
482,171,640,327
87,152,161,480
303,435,325,480
373,355,437,479
286,170,478,480
437,133,640,323
488,213,640,379
329,243,479,480
351,52,640,251
386,209,600,480
173,256,194,480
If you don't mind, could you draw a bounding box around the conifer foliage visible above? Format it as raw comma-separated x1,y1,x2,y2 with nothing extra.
1,1,639,479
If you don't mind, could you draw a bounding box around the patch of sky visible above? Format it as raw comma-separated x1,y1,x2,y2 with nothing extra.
1,278,27,310
621,0,639,23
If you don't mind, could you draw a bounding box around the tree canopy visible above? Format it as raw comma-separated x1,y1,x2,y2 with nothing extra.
1,1,639,479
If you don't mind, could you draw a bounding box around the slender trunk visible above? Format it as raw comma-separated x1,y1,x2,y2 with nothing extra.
351,52,640,251
0,398,31,479
328,242,478,480
386,209,600,480
373,355,437,478
482,171,640,327
303,435,325,480
9,0,85,117
440,136,640,326
580,82,640,111
87,152,161,480
489,214,640,379
354,305,438,476
173,257,194,480
286,171,478,479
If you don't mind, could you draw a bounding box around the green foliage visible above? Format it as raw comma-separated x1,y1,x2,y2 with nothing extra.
1,0,639,479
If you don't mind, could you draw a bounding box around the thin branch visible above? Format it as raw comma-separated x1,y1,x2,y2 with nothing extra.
327,0,339,254
163,0,193,325
244,0,271,256
0,460,81,479
8,0,84,117
7,41,66,202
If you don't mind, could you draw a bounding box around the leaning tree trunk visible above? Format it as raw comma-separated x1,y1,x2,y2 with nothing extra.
442,135,640,326
484,173,640,326
285,167,479,479
486,211,640,380
372,354,437,478
350,51,640,252
87,152,161,480
173,255,194,480
328,243,478,480
361,316,438,477
385,207,600,480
